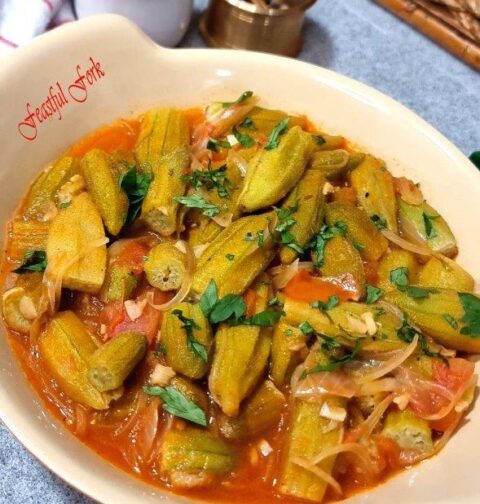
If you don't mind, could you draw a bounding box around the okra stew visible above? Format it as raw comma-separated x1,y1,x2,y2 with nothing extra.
2,92,479,503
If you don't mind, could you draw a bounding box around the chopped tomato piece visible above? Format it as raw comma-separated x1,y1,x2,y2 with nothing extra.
334,187,357,205
183,107,205,130
117,241,148,275
101,292,171,344
433,358,475,393
67,119,140,157
375,435,401,472
282,270,354,303
430,410,461,433
244,288,258,318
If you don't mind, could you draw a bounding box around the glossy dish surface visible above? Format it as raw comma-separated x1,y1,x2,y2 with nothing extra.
0,13,477,502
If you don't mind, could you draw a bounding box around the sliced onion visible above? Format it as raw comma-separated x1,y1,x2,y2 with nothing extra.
212,212,233,228
292,365,359,399
291,457,342,495
376,300,404,320
147,240,195,311
357,377,399,396
114,392,148,437
74,404,90,436
351,393,394,441
381,228,433,256
394,176,424,205
210,97,259,136
228,151,249,177
193,243,210,258
355,335,419,384
310,442,374,474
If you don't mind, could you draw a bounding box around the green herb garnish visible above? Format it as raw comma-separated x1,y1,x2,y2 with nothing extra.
365,284,384,304
397,318,447,363
174,194,220,217
370,214,387,230
233,126,255,147
314,135,326,145
299,321,314,335
172,309,207,362
59,201,71,209
459,293,480,336
13,250,47,274
265,118,289,151
239,117,255,129
301,340,361,378
268,297,284,308
422,212,438,239
311,295,340,312
307,221,347,267
226,253,235,261
143,386,207,426
119,166,153,223
181,164,231,199
222,91,253,108
390,267,430,299
206,138,231,152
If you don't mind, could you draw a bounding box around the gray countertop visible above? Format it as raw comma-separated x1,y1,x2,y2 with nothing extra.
0,1,478,503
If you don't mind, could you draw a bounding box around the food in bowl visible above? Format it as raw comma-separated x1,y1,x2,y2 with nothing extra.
1,91,479,503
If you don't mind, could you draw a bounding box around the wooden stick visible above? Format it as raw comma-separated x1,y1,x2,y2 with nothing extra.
375,0,480,69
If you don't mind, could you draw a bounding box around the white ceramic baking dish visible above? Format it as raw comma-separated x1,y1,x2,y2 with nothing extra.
0,14,479,504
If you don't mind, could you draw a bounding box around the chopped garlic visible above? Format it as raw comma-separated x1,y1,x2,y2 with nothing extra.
158,207,169,216
288,341,307,352
212,212,233,228
320,401,347,422
257,439,273,457
18,296,37,320
322,181,336,195
345,313,368,335
174,241,187,254
193,243,210,258
360,312,377,336
150,363,176,387
39,201,58,222
99,324,107,336
393,394,410,410
124,298,147,321
227,134,239,146
57,174,86,204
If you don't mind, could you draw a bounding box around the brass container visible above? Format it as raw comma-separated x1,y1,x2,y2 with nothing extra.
200,0,316,57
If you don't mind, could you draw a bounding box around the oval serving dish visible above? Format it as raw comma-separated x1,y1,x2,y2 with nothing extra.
0,14,479,504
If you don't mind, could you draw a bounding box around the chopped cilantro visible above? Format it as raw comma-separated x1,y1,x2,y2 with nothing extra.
239,117,255,129
232,126,255,147
307,221,347,267
119,166,153,223
370,214,387,230
314,135,326,145
13,250,47,274
265,118,289,151
299,321,314,335
172,309,207,362
222,91,253,108
365,284,384,304
174,194,220,217
390,267,430,299
459,293,480,336
181,164,231,199
422,212,438,239
226,253,235,261
206,138,231,152
311,295,340,312
443,313,458,330
143,386,206,426
301,340,361,378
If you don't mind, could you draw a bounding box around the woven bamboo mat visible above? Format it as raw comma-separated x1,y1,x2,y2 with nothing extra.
374,0,480,69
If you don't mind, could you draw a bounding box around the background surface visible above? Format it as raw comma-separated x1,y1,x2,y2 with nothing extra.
0,0,479,502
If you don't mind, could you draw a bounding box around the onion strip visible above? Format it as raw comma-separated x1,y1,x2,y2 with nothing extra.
357,377,399,396
381,228,433,256
310,443,374,474
147,240,195,311
351,393,395,441
291,457,342,495
356,335,419,384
